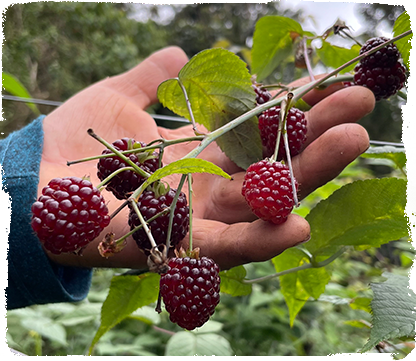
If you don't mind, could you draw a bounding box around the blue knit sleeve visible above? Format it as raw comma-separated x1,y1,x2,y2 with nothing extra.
1,116,93,310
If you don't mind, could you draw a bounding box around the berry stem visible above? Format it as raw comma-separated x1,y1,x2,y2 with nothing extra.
187,173,194,252
114,207,171,245
164,174,187,256
96,166,136,190
302,37,315,81
87,129,150,178
397,90,407,101
175,77,205,136
282,118,299,207
243,247,347,284
67,136,204,166
129,198,158,249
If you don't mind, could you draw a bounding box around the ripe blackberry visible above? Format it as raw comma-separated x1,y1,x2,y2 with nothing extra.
159,256,220,330
252,84,272,105
258,106,307,159
31,177,111,254
128,187,189,253
354,62,407,101
242,159,298,225
97,138,161,200
359,37,400,68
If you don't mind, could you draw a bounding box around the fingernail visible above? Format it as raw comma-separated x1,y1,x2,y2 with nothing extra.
295,234,311,246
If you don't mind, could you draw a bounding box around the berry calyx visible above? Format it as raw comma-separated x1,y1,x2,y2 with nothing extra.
128,185,190,254
258,106,307,160
252,83,272,105
159,255,221,330
359,37,400,68
97,138,161,200
354,62,407,101
242,159,298,225
31,177,111,254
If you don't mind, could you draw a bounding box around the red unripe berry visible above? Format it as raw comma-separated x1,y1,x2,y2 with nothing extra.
258,106,307,160
242,159,298,225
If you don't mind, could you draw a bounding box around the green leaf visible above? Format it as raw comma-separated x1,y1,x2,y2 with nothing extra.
361,272,416,352
344,320,371,329
252,16,304,80
157,48,261,169
272,248,311,326
350,297,372,313
89,273,160,354
393,11,412,71
316,41,360,73
141,158,231,189
2,72,40,115
305,178,408,256
361,145,406,170
165,332,233,356
219,265,252,296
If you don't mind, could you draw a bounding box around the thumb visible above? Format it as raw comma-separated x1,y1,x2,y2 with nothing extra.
106,46,189,109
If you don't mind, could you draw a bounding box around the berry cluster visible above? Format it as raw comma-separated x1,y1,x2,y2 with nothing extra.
258,106,307,160
354,37,407,101
159,256,220,330
31,177,111,254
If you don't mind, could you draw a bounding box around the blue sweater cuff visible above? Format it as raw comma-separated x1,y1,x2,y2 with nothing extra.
2,116,92,309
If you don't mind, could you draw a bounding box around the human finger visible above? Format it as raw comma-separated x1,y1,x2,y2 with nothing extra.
105,46,188,109
304,86,375,147
185,214,310,270
293,123,370,199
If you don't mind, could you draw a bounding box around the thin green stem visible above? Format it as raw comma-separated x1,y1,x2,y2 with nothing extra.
243,247,347,284
87,129,150,178
176,77,203,135
67,135,204,166
96,166,135,189
114,207,171,245
129,198,157,249
397,90,407,101
164,174,187,255
187,173,194,252
302,37,315,81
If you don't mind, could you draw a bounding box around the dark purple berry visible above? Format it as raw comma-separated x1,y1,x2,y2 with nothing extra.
160,256,220,330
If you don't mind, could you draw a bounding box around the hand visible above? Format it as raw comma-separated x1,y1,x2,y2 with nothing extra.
40,46,375,270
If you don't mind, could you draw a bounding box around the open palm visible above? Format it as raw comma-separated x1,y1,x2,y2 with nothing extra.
41,46,374,270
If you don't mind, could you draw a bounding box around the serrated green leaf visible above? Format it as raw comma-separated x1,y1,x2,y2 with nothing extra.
2,72,40,115
316,41,360,73
157,48,261,169
272,248,310,326
393,11,412,71
165,332,233,356
361,272,416,352
89,273,160,354
141,158,231,190
252,16,304,80
219,265,252,296
305,178,408,256
361,145,406,170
